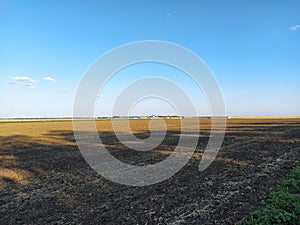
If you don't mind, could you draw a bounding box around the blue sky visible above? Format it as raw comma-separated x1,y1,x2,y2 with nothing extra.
0,0,299,118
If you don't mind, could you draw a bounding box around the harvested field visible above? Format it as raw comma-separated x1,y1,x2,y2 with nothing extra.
0,118,300,224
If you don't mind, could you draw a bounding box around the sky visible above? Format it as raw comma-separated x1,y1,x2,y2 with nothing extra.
0,0,300,118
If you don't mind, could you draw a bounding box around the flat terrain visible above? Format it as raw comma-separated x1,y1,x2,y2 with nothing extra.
0,118,299,224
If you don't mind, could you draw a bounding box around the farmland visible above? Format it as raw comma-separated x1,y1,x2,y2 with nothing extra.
0,117,300,224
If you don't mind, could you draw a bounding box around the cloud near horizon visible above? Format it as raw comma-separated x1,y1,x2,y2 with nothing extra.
10,76,36,87
290,24,300,31
43,76,56,82
24,82,35,87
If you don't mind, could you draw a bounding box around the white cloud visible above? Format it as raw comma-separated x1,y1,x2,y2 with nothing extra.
290,25,300,31
11,76,36,84
10,76,36,87
43,76,56,82
24,82,35,88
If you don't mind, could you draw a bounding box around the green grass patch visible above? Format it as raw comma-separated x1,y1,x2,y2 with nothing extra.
238,165,300,225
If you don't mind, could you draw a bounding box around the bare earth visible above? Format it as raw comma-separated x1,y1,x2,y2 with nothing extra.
0,118,299,224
